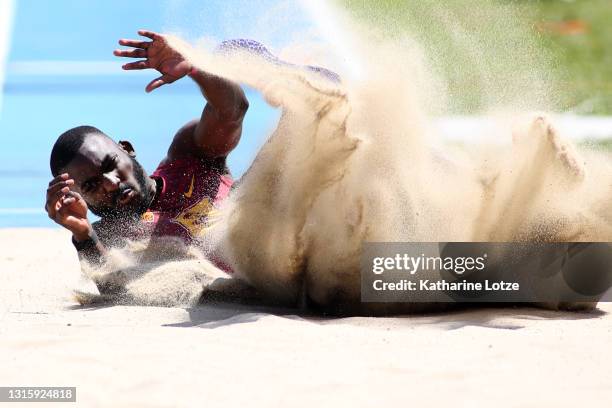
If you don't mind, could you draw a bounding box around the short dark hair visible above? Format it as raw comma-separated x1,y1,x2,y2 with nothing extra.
50,125,107,176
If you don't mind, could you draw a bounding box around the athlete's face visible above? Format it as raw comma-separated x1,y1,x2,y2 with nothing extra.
61,134,154,219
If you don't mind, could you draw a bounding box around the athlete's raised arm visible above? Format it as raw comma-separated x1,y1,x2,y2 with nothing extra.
114,29,248,159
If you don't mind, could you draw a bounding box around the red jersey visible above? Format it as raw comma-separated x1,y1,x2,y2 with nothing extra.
140,156,232,244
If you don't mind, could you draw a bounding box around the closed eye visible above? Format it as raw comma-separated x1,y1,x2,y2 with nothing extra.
101,154,118,173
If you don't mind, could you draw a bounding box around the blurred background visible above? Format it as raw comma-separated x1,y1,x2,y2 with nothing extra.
343,0,612,116
0,0,610,227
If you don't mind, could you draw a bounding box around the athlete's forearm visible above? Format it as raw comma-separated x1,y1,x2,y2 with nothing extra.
188,68,248,121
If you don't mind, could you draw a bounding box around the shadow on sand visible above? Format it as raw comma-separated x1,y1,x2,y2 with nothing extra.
159,301,606,331
67,275,607,331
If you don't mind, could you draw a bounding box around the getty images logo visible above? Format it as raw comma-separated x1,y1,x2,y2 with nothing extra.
372,253,488,275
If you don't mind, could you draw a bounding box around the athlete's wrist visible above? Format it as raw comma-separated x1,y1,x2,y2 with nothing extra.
71,225,94,243
71,229,100,253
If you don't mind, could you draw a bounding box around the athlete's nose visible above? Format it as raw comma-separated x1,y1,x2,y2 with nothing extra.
101,171,120,193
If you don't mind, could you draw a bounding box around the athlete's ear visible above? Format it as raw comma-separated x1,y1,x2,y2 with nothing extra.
118,140,136,158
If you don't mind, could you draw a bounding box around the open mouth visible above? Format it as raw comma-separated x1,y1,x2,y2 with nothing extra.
117,188,134,206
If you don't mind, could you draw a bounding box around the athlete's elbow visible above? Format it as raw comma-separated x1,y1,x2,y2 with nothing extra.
217,97,248,123
202,139,240,159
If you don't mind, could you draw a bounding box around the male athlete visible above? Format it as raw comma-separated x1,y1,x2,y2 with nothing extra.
45,30,248,264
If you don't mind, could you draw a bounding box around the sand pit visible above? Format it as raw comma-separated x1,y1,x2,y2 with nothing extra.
1,228,611,407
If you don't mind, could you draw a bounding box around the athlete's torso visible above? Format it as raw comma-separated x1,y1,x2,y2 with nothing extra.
143,155,232,243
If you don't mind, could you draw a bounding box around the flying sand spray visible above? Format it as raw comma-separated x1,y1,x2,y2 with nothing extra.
77,1,612,313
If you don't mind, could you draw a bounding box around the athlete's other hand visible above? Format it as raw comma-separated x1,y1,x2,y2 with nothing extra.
45,173,91,241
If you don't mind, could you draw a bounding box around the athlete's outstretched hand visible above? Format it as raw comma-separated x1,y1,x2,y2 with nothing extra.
114,30,194,93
